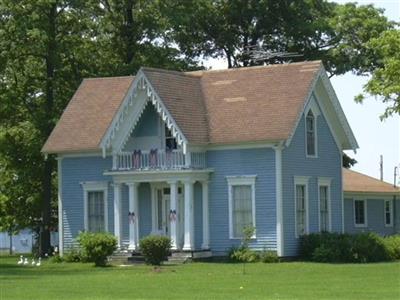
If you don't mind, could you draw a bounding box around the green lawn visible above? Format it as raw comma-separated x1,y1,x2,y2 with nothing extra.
0,256,399,300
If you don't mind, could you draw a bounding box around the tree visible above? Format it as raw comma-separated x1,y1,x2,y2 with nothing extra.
355,29,400,119
0,0,105,255
343,153,357,169
162,1,392,76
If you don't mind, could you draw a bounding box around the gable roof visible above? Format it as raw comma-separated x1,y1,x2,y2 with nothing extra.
142,68,209,145
43,60,356,154
343,168,400,195
42,76,134,154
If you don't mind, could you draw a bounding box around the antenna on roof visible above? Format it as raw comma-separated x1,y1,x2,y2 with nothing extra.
394,166,398,188
380,155,383,181
245,45,303,64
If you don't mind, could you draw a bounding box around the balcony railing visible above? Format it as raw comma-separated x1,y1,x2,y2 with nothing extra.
112,150,206,171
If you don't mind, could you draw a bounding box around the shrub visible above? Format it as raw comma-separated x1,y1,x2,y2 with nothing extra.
63,248,84,263
77,232,117,266
300,232,393,263
139,235,171,265
229,247,259,263
383,235,400,260
351,232,390,262
49,254,64,263
260,250,279,263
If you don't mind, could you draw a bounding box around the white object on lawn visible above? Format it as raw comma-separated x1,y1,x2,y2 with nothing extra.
23,258,28,265
36,258,41,267
17,255,24,265
31,259,36,265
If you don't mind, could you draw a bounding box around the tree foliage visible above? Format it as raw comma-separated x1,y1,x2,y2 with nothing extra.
162,1,392,75
356,29,400,119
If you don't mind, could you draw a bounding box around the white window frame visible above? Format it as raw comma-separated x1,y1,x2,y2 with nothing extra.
226,175,257,239
384,199,393,227
82,181,109,232
294,176,310,238
354,199,367,228
304,97,320,158
318,177,332,232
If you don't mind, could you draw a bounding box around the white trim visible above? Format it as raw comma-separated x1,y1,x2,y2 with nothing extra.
353,199,367,228
100,70,189,156
58,152,102,158
127,182,139,250
294,176,310,238
113,183,122,247
317,177,332,232
182,179,195,250
274,145,284,256
319,70,358,151
384,199,393,227
57,158,64,256
201,181,210,249
341,156,345,233
285,67,358,151
81,181,109,232
207,141,281,151
226,175,257,239
304,101,318,158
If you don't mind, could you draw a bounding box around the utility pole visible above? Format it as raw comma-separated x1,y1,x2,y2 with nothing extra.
380,155,383,181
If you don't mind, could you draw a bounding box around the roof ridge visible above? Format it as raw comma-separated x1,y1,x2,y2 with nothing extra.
141,67,195,78
83,75,135,81
186,60,322,76
345,168,398,189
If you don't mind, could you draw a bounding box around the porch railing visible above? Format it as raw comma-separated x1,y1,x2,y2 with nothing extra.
112,150,206,171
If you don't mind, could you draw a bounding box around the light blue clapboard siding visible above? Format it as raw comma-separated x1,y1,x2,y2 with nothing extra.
61,156,113,250
206,148,276,255
344,197,400,235
282,104,342,256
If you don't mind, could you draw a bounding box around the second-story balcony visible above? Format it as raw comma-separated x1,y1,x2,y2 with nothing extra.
112,149,206,171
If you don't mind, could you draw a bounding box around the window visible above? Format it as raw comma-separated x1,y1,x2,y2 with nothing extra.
354,199,367,227
294,176,309,238
306,110,316,156
319,186,329,231
165,125,177,150
384,200,393,227
227,176,256,239
82,182,108,232
318,178,331,232
88,191,106,232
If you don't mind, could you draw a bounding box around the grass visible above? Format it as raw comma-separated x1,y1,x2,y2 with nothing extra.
0,256,399,300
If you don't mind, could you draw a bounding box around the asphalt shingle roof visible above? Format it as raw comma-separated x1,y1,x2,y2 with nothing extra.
42,61,322,153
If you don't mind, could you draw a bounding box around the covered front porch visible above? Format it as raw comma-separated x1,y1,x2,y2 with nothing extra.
107,169,212,253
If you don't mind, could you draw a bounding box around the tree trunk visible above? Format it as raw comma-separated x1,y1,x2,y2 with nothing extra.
9,232,13,255
125,0,135,65
40,3,57,256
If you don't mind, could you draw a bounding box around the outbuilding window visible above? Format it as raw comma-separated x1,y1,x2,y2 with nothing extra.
384,199,393,227
354,199,367,227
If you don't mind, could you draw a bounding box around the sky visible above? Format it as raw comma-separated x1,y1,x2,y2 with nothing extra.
204,0,400,185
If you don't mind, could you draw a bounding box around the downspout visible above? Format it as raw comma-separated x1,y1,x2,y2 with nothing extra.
57,157,64,256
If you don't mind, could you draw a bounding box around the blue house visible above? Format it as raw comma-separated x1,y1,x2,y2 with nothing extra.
43,61,396,258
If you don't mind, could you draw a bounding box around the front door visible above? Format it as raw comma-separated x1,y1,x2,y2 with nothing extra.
155,187,184,246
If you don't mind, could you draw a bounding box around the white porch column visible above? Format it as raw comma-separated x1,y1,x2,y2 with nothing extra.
168,181,179,250
127,182,139,251
183,180,195,250
201,181,210,249
113,183,122,248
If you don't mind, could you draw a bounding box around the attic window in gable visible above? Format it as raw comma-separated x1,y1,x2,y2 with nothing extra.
306,110,316,157
165,125,177,150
